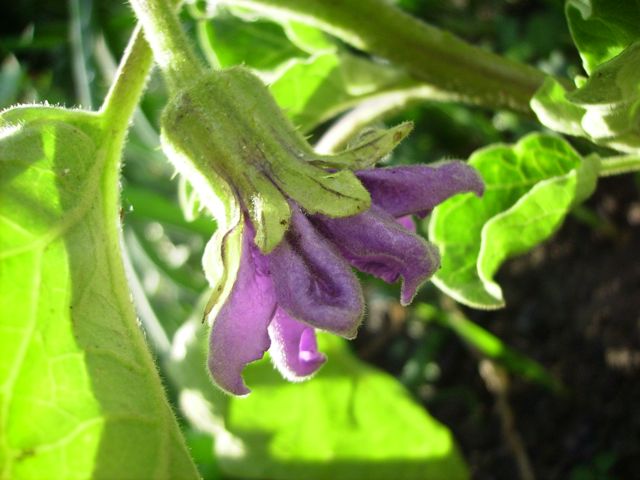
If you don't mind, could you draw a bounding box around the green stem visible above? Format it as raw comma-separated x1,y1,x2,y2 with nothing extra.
226,0,550,113
129,0,205,91
598,154,640,177
99,25,153,127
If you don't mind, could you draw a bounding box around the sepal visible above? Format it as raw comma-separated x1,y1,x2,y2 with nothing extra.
313,122,414,170
202,220,244,324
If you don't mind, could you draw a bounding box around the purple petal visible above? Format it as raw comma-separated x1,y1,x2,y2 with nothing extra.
208,221,276,395
269,204,364,339
397,215,416,232
268,307,326,381
313,205,440,306
356,162,484,217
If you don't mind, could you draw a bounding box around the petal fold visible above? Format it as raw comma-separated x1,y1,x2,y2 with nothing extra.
207,221,276,395
269,204,364,338
356,162,484,217
313,205,440,306
268,307,326,381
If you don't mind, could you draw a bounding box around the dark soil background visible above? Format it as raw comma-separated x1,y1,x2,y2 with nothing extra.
357,174,640,479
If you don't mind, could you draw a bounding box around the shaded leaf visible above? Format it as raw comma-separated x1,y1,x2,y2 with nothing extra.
566,0,640,74
198,16,307,72
429,133,598,309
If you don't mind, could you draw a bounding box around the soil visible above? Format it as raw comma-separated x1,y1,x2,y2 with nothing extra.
356,174,640,479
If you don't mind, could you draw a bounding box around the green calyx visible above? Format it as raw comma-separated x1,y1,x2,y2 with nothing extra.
162,67,413,254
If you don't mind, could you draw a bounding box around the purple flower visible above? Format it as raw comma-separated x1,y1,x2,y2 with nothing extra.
207,161,483,395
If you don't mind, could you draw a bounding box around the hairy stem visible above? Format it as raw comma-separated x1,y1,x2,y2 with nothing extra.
99,25,153,128
598,154,640,177
129,0,205,91
224,0,549,113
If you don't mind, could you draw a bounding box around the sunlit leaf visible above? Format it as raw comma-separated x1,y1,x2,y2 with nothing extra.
0,106,199,479
169,320,469,480
532,41,640,153
281,20,334,54
429,133,598,309
269,51,414,132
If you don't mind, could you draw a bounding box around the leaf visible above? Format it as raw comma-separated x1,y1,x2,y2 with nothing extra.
281,20,335,54
0,106,199,479
124,183,215,237
531,41,640,153
168,320,469,480
198,16,307,72
429,133,598,309
476,154,599,302
269,51,414,132
566,0,640,74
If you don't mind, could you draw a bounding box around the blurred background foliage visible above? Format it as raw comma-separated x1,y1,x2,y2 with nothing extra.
3,0,637,478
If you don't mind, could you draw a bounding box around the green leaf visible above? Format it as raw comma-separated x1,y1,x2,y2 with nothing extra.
529,77,587,137
429,133,597,309
477,154,599,303
168,320,469,480
124,183,216,237
281,20,335,54
566,0,640,74
269,51,414,132
532,41,640,153
0,106,199,479
198,16,307,72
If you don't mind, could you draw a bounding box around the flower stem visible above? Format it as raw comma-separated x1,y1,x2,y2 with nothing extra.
225,0,550,113
99,25,153,129
129,0,205,92
598,154,640,177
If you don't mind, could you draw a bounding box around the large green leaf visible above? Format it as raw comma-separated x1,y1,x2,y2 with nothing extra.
566,0,640,74
532,41,640,153
169,320,469,480
429,133,599,309
269,51,415,132
0,106,199,479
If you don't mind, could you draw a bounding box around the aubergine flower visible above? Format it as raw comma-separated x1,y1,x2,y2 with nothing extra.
204,162,482,395
159,67,483,395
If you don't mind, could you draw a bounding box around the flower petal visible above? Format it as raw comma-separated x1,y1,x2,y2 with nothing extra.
269,204,364,338
268,307,326,381
207,221,276,395
313,205,440,306
396,215,416,232
356,162,484,217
